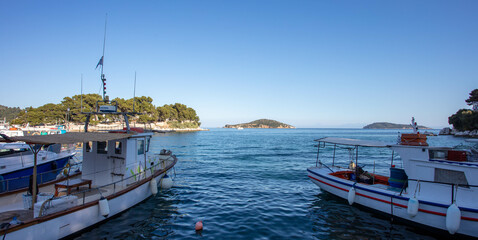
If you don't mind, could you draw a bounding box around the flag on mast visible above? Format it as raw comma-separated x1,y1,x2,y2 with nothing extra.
96,56,104,69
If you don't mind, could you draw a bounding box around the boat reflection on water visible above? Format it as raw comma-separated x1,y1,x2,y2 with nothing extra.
308,192,436,240
75,189,180,239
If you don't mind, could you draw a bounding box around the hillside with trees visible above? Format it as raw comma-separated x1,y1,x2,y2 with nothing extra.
448,89,478,131
224,119,295,128
10,94,200,129
0,105,21,122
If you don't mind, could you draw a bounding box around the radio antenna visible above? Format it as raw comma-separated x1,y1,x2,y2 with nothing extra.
80,74,83,112
133,71,137,113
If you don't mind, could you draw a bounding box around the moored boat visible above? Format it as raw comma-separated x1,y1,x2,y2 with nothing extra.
0,20,178,239
0,142,76,193
307,124,478,238
0,123,177,239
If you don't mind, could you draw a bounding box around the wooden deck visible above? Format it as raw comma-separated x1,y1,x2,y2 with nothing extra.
0,176,117,228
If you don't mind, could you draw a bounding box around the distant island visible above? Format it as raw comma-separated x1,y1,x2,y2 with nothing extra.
224,119,295,129
363,122,430,129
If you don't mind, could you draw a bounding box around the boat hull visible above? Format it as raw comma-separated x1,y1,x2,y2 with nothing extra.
308,166,478,238
0,156,72,193
4,171,170,239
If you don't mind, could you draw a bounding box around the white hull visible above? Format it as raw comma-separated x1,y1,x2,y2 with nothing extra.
4,169,172,239
308,166,478,238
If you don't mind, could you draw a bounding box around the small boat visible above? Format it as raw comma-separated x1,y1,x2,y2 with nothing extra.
0,142,76,193
0,120,23,137
237,127,244,130
307,120,478,238
0,128,24,138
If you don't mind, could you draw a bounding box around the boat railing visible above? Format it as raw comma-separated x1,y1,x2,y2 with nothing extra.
0,162,82,193
80,121,154,132
42,154,176,215
407,178,478,204
315,141,399,179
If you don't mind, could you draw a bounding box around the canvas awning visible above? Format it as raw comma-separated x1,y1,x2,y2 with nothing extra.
315,137,391,147
0,132,134,145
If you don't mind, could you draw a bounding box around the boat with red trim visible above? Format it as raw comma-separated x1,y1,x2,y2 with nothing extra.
308,120,478,238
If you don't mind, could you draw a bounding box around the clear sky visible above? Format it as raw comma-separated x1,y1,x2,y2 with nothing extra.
1,1,477,128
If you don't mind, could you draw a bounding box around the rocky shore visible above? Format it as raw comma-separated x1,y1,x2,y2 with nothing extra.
439,127,478,138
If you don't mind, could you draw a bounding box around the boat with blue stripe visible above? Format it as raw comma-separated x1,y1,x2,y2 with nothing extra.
0,142,76,193
308,119,478,238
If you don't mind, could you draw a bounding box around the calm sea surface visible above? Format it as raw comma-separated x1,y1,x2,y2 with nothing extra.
76,128,471,240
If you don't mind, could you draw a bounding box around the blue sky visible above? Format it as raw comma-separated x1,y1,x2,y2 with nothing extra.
1,1,477,128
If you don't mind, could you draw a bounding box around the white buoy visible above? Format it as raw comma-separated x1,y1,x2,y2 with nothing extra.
347,187,356,205
160,174,173,189
150,178,158,195
407,197,419,218
446,203,461,234
99,197,110,217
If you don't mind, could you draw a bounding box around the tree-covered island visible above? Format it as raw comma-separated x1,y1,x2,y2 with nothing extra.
4,94,201,130
224,119,295,129
363,122,430,129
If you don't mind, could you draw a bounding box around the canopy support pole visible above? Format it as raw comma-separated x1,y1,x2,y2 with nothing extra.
29,145,42,210
84,114,91,132
123,113,130,132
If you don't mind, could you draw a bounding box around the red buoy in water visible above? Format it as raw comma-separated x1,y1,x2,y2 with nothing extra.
195,221,203,231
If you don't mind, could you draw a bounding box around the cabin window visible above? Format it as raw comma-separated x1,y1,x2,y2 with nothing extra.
115,141,122,154
434,168,468,186
137,140,144,155
85,141,92,152
97,141,107,154
429,150,447,159
0,148,29,157
146,138,150,152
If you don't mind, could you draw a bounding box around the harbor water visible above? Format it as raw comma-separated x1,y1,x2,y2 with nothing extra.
76,128,470,239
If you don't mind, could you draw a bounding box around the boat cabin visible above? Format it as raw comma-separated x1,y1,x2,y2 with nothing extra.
81,132,153,187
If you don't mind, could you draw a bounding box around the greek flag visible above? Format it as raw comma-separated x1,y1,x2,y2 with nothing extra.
96,56,104,69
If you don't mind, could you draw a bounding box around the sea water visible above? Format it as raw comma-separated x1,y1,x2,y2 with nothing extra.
76,128,470,239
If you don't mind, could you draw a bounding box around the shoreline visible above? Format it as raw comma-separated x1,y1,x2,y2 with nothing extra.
439,128,478,138
17,123,208,134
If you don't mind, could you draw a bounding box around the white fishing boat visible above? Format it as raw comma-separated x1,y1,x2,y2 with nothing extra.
0,19,178,239
308,120,478,238
0,127,177,239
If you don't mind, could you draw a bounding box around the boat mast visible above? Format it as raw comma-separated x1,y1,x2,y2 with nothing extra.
133,71,136,113
80,74,83,112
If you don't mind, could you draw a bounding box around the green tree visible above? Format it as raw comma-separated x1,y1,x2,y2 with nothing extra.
465,89,478,106
61,94,103,122
156,103,200,127
9,93,200,128
0,105,21,122
449,109,478,131
448,89,478,131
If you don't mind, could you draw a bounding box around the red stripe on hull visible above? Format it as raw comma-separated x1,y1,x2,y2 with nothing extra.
308,174,478,222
